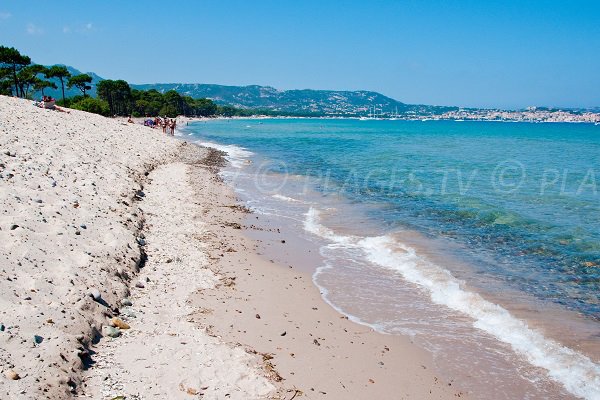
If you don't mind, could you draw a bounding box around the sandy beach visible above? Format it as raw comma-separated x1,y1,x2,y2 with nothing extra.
0,96,465,399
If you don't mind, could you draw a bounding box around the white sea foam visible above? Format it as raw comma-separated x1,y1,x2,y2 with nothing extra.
272,194,301,203
196,141,254,168
304,206,600,400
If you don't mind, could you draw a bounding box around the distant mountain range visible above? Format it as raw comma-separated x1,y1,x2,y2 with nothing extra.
130,83,456,116
40,66,597,118
41,65,102,99
41,65,455,116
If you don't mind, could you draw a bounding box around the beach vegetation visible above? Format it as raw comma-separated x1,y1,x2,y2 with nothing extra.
97,79,132,116
45,65,71,103
33,79,57,97
69,96,110,116
0,45,285,118
0,45,32,97
17,64,49,99
67,73,93,97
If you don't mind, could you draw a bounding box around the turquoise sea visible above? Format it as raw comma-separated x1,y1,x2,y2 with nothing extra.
184,119,600,399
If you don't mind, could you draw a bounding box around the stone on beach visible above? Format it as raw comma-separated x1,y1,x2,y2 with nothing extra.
110,317,130,330
102,326,121,338
4,369,20,380
88,288,102,301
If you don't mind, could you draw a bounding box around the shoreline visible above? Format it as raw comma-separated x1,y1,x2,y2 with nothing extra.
119,114,600,125
80,129,466,399
184,119,600,399
3,95,595,399
0,96,464,399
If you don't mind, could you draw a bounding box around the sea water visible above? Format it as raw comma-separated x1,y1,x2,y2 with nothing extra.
184,119,600,399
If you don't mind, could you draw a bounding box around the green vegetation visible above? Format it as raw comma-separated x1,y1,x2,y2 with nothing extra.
69,96,110,116
0,45,31,97
67,73,93,97
0,44,306,118
45,65,71,102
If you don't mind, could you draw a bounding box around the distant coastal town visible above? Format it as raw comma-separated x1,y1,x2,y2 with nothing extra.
420,106,600,123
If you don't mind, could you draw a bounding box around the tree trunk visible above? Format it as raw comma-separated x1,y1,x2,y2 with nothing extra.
60,77,65,103
12,64,19,97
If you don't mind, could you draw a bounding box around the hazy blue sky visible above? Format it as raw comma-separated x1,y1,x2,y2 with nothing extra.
1,1,599,109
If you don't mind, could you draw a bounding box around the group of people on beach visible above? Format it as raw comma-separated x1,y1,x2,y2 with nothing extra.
140,116,177,135
34,95,68,113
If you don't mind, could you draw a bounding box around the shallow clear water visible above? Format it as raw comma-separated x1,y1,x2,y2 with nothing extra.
184,118,600,399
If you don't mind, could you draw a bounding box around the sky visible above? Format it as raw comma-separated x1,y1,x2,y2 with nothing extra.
1,0,599,109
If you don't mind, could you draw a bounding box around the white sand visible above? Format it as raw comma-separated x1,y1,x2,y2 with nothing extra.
0,97,274,399
1,95,466,400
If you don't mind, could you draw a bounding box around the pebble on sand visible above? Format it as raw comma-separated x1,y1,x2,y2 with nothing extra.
110,317,130,330
102,326,121,338
88,288,101,301
4,369,20,380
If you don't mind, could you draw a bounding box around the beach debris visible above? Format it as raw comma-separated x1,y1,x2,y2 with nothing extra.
280,331,287,336
186,387,198,395
10,224,19,230
137,237,146,246
110,317,130,330
120,308,137,318
88,288,101,301
255,313,261,319
33,334,44,345
135,281,145,288
0,323,5,332
313,339,320,346
110,396,125,400
102,325,121,338
219,276,236,288
4,369,20,380
368,378,375,384
264,360,283,382
120,298,133,306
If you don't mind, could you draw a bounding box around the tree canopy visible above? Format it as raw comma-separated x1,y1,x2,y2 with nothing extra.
67,73,93,97
0,45,32,97
0,45,268,118
45,65,71,102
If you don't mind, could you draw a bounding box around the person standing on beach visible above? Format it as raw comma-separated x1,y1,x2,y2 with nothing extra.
162,118,168,134
170,119,176,135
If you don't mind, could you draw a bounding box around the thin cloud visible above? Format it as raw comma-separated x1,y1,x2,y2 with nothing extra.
26,23,43,35
64,22,95,34
77,22,95,33
0,12,11,20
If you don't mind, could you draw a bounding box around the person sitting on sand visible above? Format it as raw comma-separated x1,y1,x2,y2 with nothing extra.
127,116,134,123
